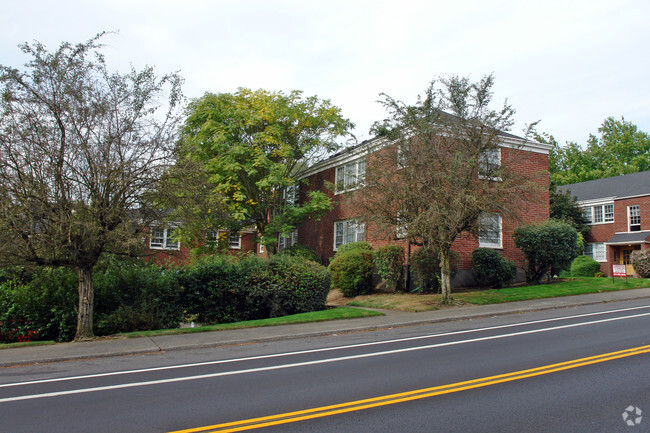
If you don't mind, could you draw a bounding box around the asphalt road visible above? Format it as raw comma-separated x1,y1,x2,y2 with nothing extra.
1,300,649,433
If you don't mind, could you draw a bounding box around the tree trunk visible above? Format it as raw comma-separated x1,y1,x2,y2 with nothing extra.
440,249,452,304
75,265,95,341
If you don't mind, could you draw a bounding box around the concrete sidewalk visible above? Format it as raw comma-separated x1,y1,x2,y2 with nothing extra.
2,288,650,367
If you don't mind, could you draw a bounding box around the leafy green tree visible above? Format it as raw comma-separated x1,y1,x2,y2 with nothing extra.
358,74,541,303
514,220,579,283
549,183,590,237
179,89,354,252
0,34,183,340
541,117,650,185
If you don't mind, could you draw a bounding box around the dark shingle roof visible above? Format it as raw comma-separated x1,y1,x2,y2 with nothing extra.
558,170,650,202
607,231,650,245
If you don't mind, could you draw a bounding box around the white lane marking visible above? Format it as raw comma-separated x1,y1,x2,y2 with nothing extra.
2,311,650,403
2,304,649,389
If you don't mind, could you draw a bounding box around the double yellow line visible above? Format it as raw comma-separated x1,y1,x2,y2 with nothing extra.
169,344,650,433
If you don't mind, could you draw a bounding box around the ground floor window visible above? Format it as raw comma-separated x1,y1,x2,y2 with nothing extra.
478,213,502,248
334,220,365,250
150,227,180,250
584,242,606,262
278,230,298,251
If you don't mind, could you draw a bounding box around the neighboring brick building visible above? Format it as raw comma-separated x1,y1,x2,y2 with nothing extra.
559,171,650,277
145,226,262,266
295,133,552,286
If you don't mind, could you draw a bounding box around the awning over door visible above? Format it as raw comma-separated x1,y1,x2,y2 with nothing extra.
606,231,650,245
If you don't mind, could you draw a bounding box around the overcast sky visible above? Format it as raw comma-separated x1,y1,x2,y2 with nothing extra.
2,0,649,146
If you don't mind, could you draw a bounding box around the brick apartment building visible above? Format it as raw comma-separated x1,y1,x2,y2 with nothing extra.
559,171,650,277
294,133,551,286
145,132,552,287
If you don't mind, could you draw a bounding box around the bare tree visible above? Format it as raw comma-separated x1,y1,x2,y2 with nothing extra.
0,33,183,339
357,75,541,303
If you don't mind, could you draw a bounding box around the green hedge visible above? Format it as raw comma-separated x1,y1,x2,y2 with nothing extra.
328,249,374,297
1,254,332,342
178,254,331,324
373,245,404,290
570,255,602,277
471,248,517,288
280,244,322,264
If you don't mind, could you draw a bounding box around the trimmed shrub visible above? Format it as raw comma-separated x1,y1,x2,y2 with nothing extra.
93,257,183,335
410,247,460,293
373,245,404,290
328,249,374,297
569,255,602,277
280,244,322,264
332,241,372,260
631,250,650,278
472,248,517,288
179,254,331,324
257,255,330,316
514,220,578,283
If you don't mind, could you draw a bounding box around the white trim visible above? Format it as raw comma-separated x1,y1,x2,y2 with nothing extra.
297,133,550,180
584,242,607,262
149,227,180,250
333,219,365,250
478,213,502,249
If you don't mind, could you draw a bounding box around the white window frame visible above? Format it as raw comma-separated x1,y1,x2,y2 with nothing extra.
228,233,242,249
283,184,300,206
334,219,365,250
278,230,298,251
582,204,614,225
259,244,265,254
478,213,502,249
628,205,641,232
584,242,606,262
478,148,501,179
335,158,366,194
149,227,180,250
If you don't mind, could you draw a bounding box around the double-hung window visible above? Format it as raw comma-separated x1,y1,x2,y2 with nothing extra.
335,158,365,193
206,231,241,249
478,148,501,179
150,227,179,250
584,243,606,262
334,220,365,250
283,184,300,206
278,230,298,251
478,213,502,248
582,204,614,224
628,205,641,232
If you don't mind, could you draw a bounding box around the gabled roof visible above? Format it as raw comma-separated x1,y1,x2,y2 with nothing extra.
558,170,650,202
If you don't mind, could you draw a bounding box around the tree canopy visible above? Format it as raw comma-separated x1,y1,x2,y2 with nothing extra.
357,74,541,303
543,116,650,185
0,33,183,339
178,88,354,251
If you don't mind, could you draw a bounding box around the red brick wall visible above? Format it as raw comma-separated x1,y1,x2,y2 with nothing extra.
298,145,550,273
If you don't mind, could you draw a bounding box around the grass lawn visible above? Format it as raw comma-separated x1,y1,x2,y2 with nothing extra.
346,277,650,312
0,307,384,349
120,307,384,338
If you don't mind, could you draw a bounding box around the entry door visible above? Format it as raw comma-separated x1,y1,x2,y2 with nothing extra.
620,247,636,275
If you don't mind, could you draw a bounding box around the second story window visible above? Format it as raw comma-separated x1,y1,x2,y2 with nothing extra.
478,148,501,179
283,184,300,206
335,158,365,193
628,205,641,232
582,204,614,224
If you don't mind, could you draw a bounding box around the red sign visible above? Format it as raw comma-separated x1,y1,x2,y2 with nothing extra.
612,264,627,277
